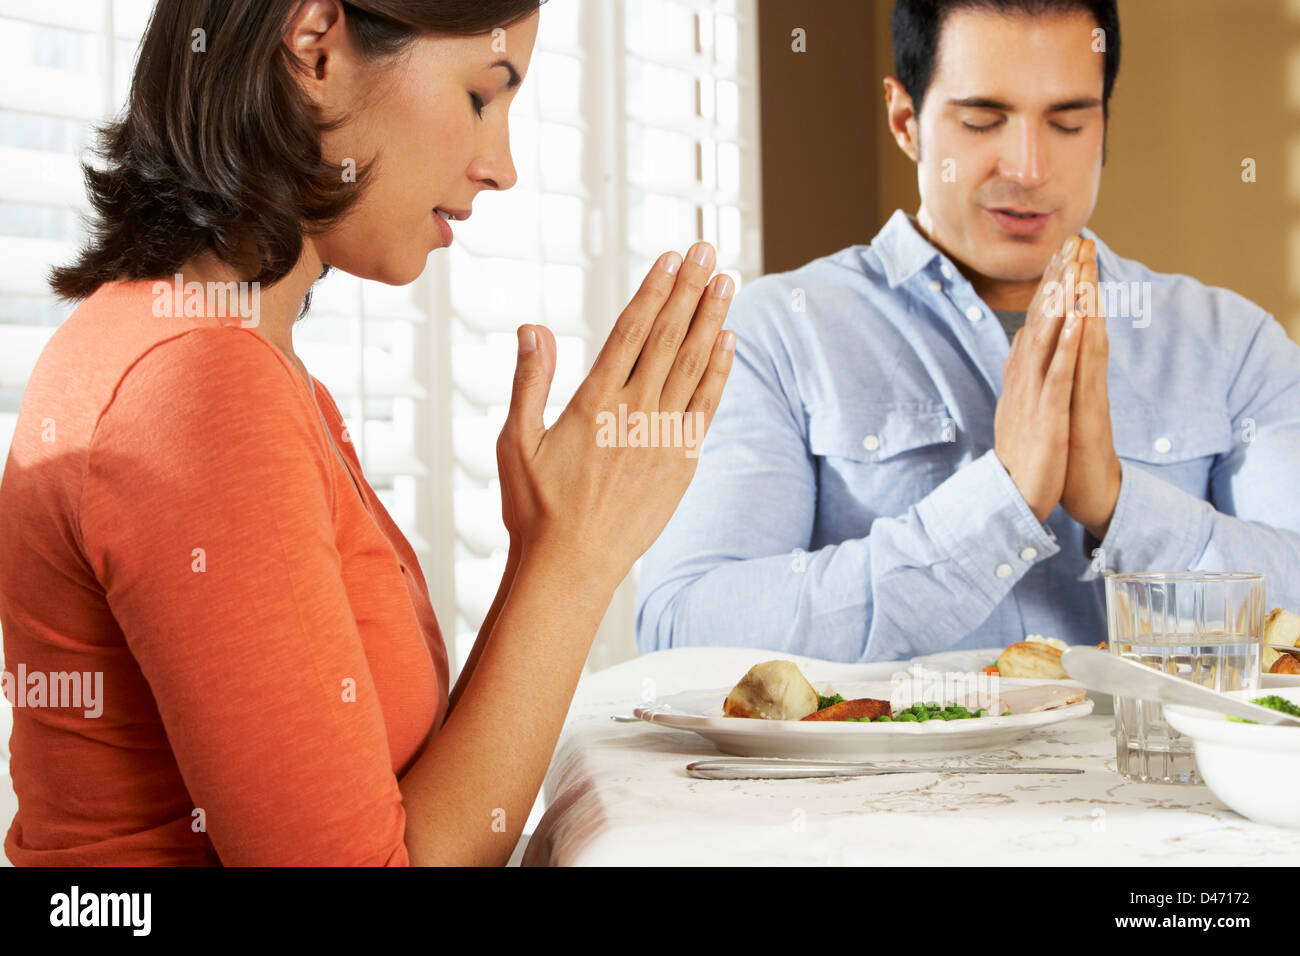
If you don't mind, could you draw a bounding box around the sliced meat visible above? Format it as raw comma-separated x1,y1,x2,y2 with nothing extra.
994,684,1087,714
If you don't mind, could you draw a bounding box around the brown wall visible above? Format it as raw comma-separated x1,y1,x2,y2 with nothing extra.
757,0,1299,341
756,0,881,271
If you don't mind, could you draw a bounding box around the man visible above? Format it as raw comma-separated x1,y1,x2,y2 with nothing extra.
636,0,1300,661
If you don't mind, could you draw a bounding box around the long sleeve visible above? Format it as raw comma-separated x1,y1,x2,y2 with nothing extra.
635,298,1059,662
1089,312,1300,610
77,328,412,865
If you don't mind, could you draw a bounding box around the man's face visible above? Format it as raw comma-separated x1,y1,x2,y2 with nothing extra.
908,9,1106,286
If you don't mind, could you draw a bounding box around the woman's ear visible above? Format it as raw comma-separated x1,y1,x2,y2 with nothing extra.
283,0,346,96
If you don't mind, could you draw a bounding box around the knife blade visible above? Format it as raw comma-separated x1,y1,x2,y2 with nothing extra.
686,758,1084,780
1062,646,1300,726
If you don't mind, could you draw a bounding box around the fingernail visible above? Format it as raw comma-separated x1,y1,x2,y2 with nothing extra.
660,251,681,275
1063,237,1077,256
721,330,736,351
691,242,715,267
518,326,537,354
712,274,734,299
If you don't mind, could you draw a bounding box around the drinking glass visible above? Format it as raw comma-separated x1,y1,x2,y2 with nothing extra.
1103,571,1265,784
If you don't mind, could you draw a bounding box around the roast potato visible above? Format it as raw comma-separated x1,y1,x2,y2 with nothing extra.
722,660,821,720
995,640,1069,679
1263,608,1300,673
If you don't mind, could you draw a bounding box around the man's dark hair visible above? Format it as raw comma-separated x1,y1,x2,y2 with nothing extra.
49,0,544,311
891,0,1120,121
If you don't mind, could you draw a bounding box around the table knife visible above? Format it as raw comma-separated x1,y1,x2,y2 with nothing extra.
686,758,1084,780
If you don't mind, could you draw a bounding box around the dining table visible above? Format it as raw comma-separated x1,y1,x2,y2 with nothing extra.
520,646,1300,866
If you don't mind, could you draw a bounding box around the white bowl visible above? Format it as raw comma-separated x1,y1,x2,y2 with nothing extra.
1164,686,1300,829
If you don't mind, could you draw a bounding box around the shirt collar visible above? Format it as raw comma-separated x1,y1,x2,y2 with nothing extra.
871,207,1109,288
871,209,943,288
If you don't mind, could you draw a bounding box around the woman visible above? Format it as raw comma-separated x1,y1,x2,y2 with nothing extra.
0,0,735,865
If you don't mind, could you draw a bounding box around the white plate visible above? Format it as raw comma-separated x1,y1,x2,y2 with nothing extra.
634,679,1094,759
911,647,1114,715
1262,673,1300,690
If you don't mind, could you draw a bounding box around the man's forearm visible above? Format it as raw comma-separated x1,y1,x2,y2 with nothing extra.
641,450,1061,661
1092,461,1300,609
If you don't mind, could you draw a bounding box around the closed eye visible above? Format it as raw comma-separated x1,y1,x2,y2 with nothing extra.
470,92,485,119
962,119,1083,134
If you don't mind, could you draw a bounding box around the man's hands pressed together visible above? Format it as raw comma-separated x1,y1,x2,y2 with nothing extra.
994,236,1084,524
1060,239,1122,539
994,236,1121,538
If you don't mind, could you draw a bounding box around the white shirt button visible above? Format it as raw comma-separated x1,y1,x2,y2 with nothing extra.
941,264,953,280
862,434,880,451
1020,547,1038,561
995,563,1013,579
965,305,983,322
1153,436,1172,454
928,279,942,292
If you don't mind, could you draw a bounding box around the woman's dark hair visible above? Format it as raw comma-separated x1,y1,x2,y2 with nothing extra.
49,0,544,310
892,0,1120,120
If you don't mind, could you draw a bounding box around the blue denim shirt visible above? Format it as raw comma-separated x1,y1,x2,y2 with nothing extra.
636,209,1300,661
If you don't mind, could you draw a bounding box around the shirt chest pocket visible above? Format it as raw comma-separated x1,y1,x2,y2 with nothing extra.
807,402,959,516
1112,406,1233,497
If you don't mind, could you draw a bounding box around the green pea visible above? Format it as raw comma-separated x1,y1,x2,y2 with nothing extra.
1001,711,1012,716
875,715,892,722
925,701,940,709
975,708,989,718
898,712,917,722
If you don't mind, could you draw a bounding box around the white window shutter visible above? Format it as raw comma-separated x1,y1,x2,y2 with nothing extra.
445,0,762,678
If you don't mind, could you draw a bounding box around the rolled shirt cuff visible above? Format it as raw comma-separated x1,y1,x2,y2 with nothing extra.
914,449,1061,608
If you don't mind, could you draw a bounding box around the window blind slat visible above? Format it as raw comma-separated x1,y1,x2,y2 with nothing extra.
0,2,105,32
0,236,75,297
0,146,88,206
0,325,54,389
0,65,106,122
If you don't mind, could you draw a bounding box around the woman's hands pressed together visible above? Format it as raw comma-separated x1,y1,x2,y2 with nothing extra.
416,241,736,866
495,240,737,592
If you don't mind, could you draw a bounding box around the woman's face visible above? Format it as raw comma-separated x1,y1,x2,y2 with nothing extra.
289,2,539,285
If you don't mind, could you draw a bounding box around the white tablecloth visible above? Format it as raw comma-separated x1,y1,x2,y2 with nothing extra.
522,647,1300,866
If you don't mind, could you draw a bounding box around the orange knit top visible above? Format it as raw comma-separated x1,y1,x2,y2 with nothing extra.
0,279,449,865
